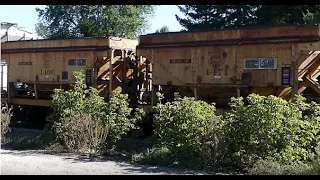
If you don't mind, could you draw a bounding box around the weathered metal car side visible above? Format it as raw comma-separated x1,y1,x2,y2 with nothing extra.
1,37,151,107
137,24,320,106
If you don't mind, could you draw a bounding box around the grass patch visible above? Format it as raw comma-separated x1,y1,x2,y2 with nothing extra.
115,137,153,153
131,146,175,167
101,137,155,162
3,131,56,150
130,146,216,170
248,159,320,175
129,146,240,174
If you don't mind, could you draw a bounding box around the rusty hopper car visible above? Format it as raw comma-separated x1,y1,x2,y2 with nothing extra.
1,37,152,108
137,24,320,106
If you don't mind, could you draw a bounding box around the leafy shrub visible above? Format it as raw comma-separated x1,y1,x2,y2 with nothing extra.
223,94,320,168
1,104,12,137
153,96,223,166
103,92,143,145
54,112,107,153
49,70,141,152
49,70,106,121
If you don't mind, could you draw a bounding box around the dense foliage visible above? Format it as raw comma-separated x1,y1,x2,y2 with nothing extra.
223,94,320,167
176,5,320,30
35,5,156,39
303,11,320,24
49,70,142,152
153,96,223,165
155,25,170,33
136,93,320,172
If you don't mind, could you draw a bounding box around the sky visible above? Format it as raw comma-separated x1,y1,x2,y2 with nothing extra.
0,5,185,36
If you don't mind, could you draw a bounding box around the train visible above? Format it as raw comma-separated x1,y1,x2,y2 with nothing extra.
0,37,151,128
137,24,320,105
1,24,320,128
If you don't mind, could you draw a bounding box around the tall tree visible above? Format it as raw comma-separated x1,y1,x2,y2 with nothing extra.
303,11,320,24
35,5,156,39
254,5,320,25
176,5,320,31
176,5,258,30
155,25,170,33
35,21,50,39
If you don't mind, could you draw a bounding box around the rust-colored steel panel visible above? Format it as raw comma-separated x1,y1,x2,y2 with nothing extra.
139,24,320,45
141,43,294,87
138,24,320,105
1,37,145,106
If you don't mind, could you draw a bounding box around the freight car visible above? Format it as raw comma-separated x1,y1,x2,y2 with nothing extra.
137,24,320,106
0,37,152,128
2,24,320,128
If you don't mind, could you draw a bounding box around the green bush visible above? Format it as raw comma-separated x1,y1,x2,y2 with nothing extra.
104,92,144,145
49,70,106,121
1,104,12,137
223,94,320,168
54,112,107,153
153,96,223,166
49,70,142,152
